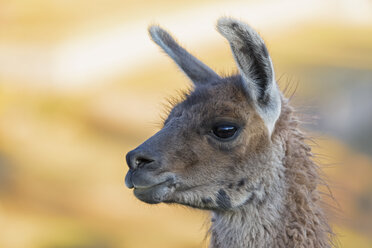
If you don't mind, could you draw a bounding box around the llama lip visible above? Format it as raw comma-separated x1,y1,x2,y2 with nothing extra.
133,179,174,204
133,176,174,190
125,169,164,189
125,170,134,189
133,180,165,189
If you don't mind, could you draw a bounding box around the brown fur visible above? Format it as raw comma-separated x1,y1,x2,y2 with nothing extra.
273,98,333,247
125,18,333,247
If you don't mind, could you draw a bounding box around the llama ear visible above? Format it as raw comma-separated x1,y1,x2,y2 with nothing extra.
149,25,221,86
217,18,281,135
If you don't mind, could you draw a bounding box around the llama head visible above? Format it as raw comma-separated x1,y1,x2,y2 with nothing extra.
125,18,283,210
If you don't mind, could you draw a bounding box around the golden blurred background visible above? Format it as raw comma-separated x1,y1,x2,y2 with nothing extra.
0,0,372,247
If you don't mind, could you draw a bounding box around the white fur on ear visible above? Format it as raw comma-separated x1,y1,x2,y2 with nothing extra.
217,17,281,135
259,70,281,136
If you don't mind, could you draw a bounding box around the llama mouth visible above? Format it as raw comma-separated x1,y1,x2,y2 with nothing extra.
133,180,173,204
131,174,175,190
125,168,173,189
133,179,169,190
132,177,175,204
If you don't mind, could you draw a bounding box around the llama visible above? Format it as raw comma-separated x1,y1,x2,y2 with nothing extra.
125,18,333,248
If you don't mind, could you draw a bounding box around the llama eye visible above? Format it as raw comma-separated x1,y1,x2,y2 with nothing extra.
212,125,238,139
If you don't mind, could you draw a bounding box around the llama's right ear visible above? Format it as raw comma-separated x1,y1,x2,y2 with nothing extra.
149,25,221,86
217,18,281,135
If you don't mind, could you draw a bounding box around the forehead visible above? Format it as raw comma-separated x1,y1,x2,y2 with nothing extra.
187,76,245,103
172,75,252,120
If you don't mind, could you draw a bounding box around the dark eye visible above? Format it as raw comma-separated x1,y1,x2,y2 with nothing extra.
212,125,238,139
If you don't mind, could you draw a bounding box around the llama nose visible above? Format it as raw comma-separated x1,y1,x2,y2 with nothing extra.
126,149,155,170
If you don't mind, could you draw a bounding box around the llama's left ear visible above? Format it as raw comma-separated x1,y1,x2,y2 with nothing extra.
217,18,281,135
149,25,221,86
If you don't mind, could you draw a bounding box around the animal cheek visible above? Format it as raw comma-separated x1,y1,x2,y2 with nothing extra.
174,149,200,169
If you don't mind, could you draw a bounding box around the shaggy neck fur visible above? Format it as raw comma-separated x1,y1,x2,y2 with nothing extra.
209,98,332,248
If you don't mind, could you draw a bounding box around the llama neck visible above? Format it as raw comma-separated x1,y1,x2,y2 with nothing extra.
209,101,332,248
209,201,284,248
209,145,287,248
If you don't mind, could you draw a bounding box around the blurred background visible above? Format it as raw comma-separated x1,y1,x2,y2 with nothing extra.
0,0,372,247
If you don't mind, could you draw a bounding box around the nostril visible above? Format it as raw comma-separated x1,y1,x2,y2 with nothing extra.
135,157,154,168
126,150,156,170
